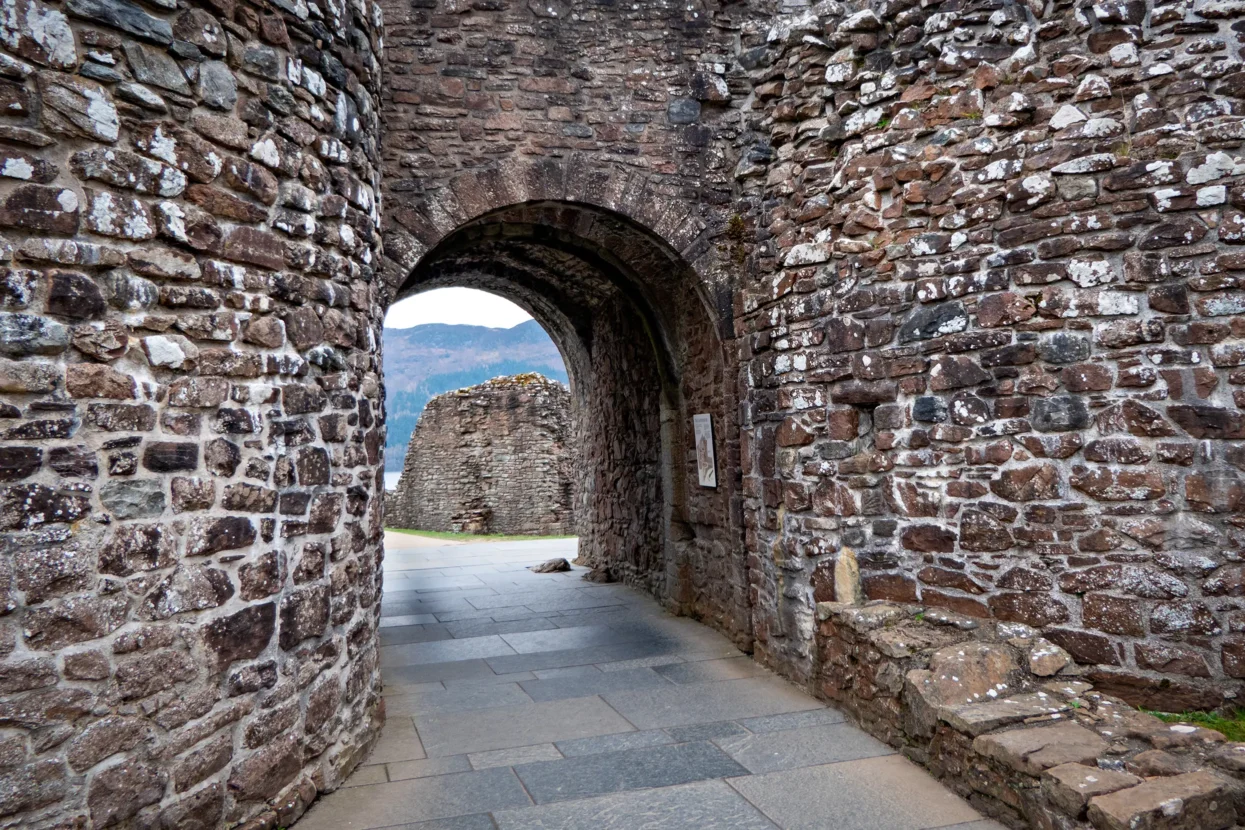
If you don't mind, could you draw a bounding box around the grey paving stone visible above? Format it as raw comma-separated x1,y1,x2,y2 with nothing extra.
654,656,770,684
485,637,678,674
532,665,601,680
555,729,675,757
522,594,635,613
465,591,570,610
372,815,498,830
714,722,893,774
446,617,558,639
380,635,518,668
384,600,464,618
603,676,822,729
341,764,388,787
468,743,562,769
551,606,631,626
513,740,748,804
596,654,684,672
380,625,456,646
415,696,635,757
500,624,653,654
410,577,487,592
295,766,529,829
382,681,444,698
519,666,672,702
492,779,777,830
726,755,984,830
384,682,532,717
379,614,441,627
489,607,560,622
387,755,472,782
434,606,519,623
362,717,426,765
666,720,749,743
935,822,1009,830
384,659,506,686
739,707,846,734
442,671,536,687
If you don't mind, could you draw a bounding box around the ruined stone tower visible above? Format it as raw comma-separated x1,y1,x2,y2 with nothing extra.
0,0,385,824
386,374,575,536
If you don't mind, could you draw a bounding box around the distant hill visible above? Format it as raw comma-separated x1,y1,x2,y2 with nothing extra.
382,320,569,470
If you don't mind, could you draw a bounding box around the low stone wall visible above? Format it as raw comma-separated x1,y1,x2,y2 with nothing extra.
386,374,575,535
815,601,1245,829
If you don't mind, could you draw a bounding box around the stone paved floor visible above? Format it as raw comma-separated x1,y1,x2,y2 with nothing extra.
299,534,1007,830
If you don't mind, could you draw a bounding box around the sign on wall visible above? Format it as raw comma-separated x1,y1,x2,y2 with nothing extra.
693,413,717,488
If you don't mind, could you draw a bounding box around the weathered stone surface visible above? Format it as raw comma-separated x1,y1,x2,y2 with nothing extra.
202,602,275,669
66,0,172,44
1,0,78,69
186,516,255,556
973,724,1109,776
941,693,1070,737
0,357,60,392
67,715,149,771
278,585,329,649
1042,763,1140,817
88,759,164,826
387,376,575,535
0,185,79,235
531,557,572,573
37,74,119,143
1086,771,1236,830
66,363,134,399
142,442,198,472
23,594,128,650
227,734,300,801
99,479,164,519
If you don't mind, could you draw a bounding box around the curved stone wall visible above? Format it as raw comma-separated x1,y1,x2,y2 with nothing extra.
0,0,386,824
739,0,1245,710
386,374,575,535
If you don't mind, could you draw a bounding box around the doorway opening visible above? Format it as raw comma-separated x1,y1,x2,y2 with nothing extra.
387,200,750,649
382,288,576,538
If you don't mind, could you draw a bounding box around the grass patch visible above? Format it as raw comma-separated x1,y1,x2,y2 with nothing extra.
1145,709,1245,742
385,527,577,543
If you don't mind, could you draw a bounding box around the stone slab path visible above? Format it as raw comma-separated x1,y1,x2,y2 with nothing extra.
299,539,1007,830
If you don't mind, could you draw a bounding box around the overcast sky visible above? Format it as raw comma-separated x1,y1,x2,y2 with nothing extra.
385,288,534,329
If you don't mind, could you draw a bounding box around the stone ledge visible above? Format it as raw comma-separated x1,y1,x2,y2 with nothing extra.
813,601,1245,829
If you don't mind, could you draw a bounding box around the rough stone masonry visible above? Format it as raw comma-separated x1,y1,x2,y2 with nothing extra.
0,0,386,824
739,0,1245,718
5,0,1245,822
385,374,575,535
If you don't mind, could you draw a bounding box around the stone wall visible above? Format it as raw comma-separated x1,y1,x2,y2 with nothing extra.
0,0,386,824
816,600,1245,830
385,373,575,535
737,0,1245,710
372,0,1245,706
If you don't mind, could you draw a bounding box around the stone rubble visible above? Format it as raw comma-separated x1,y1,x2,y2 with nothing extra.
819,599,1245,829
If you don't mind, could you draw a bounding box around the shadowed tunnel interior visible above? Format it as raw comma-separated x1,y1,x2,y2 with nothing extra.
393,201,750,648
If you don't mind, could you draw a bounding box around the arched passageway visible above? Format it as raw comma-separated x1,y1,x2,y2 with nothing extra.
390,200,751,649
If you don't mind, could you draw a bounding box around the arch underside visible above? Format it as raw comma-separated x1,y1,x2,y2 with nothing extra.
391,200,751,648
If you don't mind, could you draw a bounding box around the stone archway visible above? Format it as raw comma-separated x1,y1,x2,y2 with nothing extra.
385,191,751,649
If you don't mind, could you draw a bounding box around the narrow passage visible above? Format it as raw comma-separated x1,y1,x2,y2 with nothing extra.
299,533,1006,830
